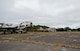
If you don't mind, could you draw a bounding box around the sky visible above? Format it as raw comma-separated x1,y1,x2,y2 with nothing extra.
0,0,80,28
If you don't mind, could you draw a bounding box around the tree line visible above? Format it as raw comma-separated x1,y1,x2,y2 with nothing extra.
56,27,80,31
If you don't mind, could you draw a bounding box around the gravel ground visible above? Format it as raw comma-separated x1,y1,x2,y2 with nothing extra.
0,32,80,51
32,33,80,46
59,47,80,51
0,41,53,51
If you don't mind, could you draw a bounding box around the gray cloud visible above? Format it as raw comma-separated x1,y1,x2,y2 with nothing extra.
0,0,80,28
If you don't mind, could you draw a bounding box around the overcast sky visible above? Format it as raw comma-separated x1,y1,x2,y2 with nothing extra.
0,0,80,28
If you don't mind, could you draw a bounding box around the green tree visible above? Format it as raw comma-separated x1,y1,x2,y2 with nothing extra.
64,27,71,31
